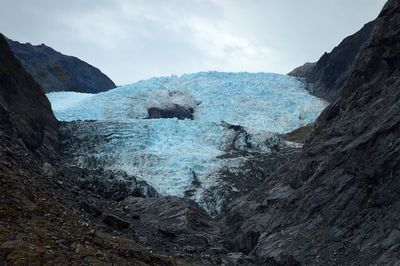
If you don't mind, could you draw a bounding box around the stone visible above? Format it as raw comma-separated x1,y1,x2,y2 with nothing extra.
103,214,131,229
79,200,102,217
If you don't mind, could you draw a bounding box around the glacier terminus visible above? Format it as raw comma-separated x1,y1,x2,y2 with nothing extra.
47,71,327,215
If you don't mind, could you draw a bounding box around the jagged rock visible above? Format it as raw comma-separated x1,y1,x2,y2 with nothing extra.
0,33,58,158
147,105,194,120
120,196,225,259
281,124,315,143
103,213,131,229
0,34,177,265
79,200,102,217
158,228,176,238
289,21,376,101
287,62,316,78
260,256,300,266
59,166,159,200
7,38,116,93
221,1,400,264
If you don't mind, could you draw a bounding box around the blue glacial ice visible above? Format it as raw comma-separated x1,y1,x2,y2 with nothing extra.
47,72,328,210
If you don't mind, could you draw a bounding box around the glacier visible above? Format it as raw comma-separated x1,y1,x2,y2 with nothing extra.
47,71,328,214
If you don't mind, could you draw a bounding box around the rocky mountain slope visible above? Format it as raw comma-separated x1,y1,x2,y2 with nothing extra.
0,35,58,158
289,21,376,101
0,33,177,265
7,39,116,93
0,32,250,265
2,0,399,264
221,0,400,264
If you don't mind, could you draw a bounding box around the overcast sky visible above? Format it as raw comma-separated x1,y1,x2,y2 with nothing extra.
0,0,387,85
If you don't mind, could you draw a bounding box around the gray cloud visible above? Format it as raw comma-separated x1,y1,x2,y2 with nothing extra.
0,0,387,85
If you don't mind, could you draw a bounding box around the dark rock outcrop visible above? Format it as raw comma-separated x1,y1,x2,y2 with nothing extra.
7,39,116,93
289,21,376,101
59,166,160,200
147,105,194,120
102,213,131,229
183,122,300,217
281,124,315,143
222,1,400,264
121,196,223,252
287,62,316,78
0,34,58,158
115,196,261,265
0,33,176,265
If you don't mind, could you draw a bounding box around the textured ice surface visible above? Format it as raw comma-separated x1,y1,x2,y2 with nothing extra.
48,72,327,132
47,91,94,111
47,72,327,208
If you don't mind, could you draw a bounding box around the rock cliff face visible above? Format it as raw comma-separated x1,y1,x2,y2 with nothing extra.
289,21,376,101
0,34,176,265
0,33,236,265
221,0,400,264
2,0,399,264
0,34,58,158
7,39,116,93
